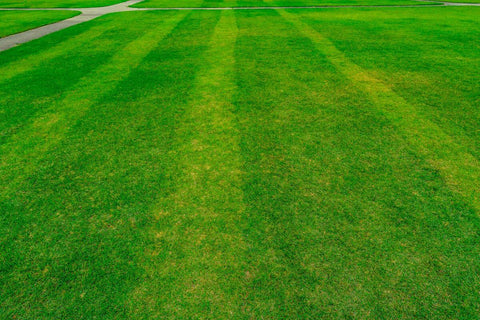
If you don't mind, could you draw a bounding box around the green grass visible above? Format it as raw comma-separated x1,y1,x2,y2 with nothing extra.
0,0,440,8
133,0,434,7
0,10,80,37
1,7,480,319
0,0,123,8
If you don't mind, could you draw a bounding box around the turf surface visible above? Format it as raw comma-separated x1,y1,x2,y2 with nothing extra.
0,10,80,37
0,7,479,319
0,0,123,8
133,0,432,7
0,0,438,8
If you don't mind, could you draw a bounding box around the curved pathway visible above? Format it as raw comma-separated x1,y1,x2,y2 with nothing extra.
0,0,479,52
0,0,141,51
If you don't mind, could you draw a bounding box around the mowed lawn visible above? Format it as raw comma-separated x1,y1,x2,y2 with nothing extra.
133,0,432,8
0,10,79,38
1,7,480,319
0,0,438,8
0,0,123,7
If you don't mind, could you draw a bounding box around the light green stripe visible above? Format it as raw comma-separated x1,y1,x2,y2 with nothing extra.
134,11,245,317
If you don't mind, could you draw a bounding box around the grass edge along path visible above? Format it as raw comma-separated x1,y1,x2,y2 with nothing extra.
0,10,80,38
130,11,249,317
0,18,119,82
278,9,480,211
442,0,480,3
0,11,188,196
0,0,124,8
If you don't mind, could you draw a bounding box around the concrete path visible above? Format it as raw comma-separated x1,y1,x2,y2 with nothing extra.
414,0,480,5
0,0,141,52
0,0,479,52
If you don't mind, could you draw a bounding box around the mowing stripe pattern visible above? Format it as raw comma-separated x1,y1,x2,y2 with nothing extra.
0,8,479,319
0,12,187,195
278,9,480,211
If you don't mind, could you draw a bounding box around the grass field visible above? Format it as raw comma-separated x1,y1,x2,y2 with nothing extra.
1,6,480,319
0,10,79,37
133,0,432,8
0,0,123,7
0,0,438,8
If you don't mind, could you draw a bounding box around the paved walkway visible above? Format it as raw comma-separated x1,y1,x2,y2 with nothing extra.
0,0,141,51
0,0,479,52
